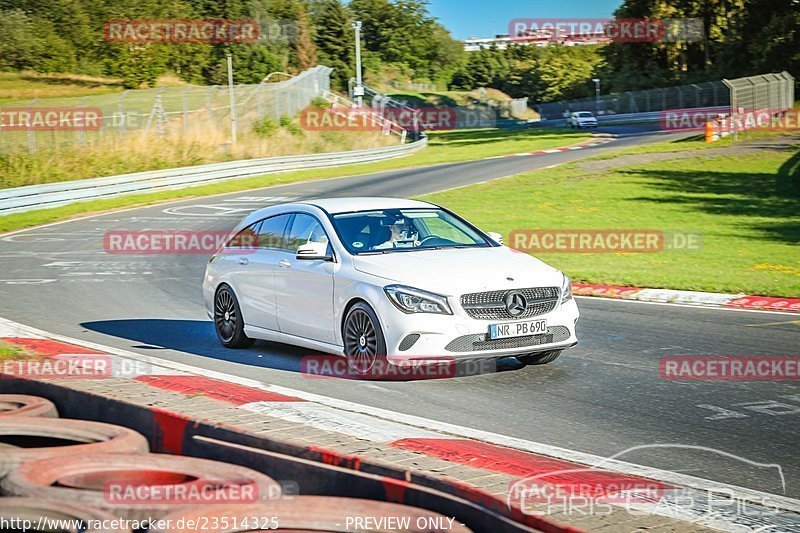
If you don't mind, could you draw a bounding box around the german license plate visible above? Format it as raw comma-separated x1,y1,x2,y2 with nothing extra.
488,319,547,340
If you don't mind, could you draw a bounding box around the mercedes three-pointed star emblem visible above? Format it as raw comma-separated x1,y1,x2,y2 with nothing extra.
504,291,527,316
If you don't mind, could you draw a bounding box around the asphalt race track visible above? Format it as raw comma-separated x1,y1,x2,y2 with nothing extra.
1,127,798,498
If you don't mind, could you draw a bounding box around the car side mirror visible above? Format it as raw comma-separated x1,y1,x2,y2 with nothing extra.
296,242,333,261
486,232,504,245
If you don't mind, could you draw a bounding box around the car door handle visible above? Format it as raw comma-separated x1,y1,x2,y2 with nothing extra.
238,257,249,265
278,259,292,269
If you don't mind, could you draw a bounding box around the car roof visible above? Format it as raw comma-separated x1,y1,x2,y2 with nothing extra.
302,197,436,214
238,197,438,229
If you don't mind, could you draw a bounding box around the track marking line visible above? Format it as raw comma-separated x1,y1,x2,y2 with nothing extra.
575,296,800,316
241,401,448,442
745,319,800,327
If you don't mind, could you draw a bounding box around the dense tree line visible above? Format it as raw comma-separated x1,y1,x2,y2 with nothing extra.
0,0,796,101
451,45,604,101
450,0,798,102
599,0,799,92
0,0,462,90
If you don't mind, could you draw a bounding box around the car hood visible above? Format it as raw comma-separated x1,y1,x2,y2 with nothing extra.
351,246,563,295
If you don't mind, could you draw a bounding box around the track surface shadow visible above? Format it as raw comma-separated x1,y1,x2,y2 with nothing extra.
80,319,524,381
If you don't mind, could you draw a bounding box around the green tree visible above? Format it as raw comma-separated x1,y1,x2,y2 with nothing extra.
311,0,354,90
292,4,318,71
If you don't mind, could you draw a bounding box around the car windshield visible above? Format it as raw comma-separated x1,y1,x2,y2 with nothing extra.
331,208,490,254
578,112,594,118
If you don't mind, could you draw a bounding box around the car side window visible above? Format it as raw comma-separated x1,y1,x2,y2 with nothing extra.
226,221,260,249
257,214,292,250
285,213,330,253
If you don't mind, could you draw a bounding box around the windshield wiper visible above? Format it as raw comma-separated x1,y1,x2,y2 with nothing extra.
359,245,479,255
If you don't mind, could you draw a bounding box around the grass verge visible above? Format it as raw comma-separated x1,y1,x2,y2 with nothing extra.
0,341,30,362
420,140,800,297
0,128,591,234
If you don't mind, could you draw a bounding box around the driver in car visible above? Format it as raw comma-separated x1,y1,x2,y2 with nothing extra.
374,218,417,250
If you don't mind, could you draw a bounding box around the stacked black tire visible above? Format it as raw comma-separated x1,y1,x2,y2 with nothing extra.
0,394,470,532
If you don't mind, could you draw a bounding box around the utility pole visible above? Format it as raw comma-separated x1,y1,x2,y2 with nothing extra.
592,78,600,111
227,52,238,145
352,21,364,107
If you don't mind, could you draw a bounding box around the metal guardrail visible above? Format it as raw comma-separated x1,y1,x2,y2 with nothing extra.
0,138,428,215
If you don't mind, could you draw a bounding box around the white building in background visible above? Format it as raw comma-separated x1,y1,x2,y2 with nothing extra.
463,32,608,52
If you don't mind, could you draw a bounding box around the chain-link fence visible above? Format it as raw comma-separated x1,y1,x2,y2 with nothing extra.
723,72,795,115
535,72,795,121
536,80,730,120
0,65,333,154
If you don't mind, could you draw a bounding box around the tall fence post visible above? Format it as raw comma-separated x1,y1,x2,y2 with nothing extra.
183,89,190,135
118,91,127,139
27,99,37,155
76,97,87,146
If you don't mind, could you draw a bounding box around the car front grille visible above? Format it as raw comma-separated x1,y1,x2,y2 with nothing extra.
460,287,560,320
444,326,571,353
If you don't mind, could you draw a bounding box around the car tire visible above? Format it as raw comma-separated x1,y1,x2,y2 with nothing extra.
2,453,282,521
0,418,149,478
516,349,563,366
0,395,58,418
343,302,387,377
214,284,255,349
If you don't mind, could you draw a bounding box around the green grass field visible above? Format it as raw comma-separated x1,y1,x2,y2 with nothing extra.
0,128,591,234
421,140,800,297
0,72,124,102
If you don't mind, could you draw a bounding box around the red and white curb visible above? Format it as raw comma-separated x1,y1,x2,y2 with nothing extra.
2,317,800,532
573,283,800,313
485,135,617,160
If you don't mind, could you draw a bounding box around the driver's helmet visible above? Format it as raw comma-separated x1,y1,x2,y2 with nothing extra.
384,217,415,241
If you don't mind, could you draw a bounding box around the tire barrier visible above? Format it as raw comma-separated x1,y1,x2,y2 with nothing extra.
0,418,149,478
152,496,473,532
0,394,58,418
1,452,283,521
0,497,131,533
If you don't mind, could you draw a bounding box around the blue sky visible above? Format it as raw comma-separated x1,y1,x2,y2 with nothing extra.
426,0,623,40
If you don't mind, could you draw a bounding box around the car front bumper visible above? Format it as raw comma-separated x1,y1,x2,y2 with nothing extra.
373,296,580,364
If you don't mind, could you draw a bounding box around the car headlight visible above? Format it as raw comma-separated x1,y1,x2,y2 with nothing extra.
561,274,573,304
384,285,452,315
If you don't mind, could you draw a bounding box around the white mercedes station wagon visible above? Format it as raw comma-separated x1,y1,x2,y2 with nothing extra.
203,198,579,372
